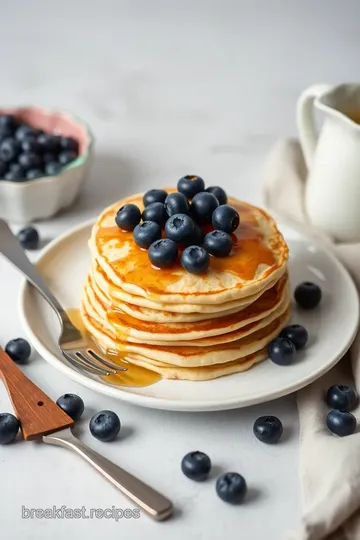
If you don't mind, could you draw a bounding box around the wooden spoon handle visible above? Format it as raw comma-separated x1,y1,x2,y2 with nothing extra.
0,348,74,440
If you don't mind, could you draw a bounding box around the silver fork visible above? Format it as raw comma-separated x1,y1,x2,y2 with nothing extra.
0,219,126,377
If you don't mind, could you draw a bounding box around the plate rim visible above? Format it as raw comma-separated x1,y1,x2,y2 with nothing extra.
18,218,360,412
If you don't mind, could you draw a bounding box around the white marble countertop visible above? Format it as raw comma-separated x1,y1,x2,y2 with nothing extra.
0,1,359,538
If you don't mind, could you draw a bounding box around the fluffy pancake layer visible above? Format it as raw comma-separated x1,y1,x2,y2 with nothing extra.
81,193,291,381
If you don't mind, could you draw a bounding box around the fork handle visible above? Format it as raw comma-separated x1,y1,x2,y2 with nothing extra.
43,428,173,521
0,219,66,319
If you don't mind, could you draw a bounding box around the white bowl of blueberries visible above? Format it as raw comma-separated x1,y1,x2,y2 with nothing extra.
0,106,93,222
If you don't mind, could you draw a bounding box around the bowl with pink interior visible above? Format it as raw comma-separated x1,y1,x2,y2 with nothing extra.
0,106,94,222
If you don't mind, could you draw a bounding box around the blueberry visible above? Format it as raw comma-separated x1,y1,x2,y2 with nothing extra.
148,238,178,268
56,393,85,421
141,202,168,227
268,337,296,366
165,192,190,216
45,161,62,176
253,415,283,444
327,410,356,437
5,338,31,364
182,223,204,247
181,246,209,274
58,150,77,165
143,189,168,207
133,221,161,249
0,125,15,140
0,159,7,177
326,385,359,411
115,204,141,231
4,167,26,181
205,186,228,206
15,124,33,142
7,163,26,180
43,152,57,164
21,136,41,153
89,410,121,442
177,175,205,199
280,324,308,350
0,413,20,445
165,213,195,242
204,230,232,257
0,138,21,162
0,114,17,130
37,133,61,152
212,204,240,233
26,168,43,180
294,282,322,310
191,192,219,224
17,226,40,250
18,152,42,170
181,451,211,481
60,136,79,153
216,472,247,504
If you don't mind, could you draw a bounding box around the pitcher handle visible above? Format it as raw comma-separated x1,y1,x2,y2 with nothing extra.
296,84,333,168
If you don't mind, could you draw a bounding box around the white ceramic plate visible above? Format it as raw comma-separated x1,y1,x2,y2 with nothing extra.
19,219,359,412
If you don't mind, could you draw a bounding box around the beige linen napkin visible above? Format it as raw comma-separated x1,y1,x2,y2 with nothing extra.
263,139,360,540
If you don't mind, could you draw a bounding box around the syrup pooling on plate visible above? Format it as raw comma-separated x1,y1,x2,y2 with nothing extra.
65,308,161,387
95,199,281,300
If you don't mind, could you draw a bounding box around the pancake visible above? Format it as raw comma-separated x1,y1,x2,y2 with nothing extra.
82,273,290,347
83,272,289,343
88,269,249,323
105,350,268,381
81,302,291,367
90,191,288,305
81,189,291,382
92,261,281,314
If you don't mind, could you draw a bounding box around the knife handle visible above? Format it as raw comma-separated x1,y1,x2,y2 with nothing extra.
43,428,173,521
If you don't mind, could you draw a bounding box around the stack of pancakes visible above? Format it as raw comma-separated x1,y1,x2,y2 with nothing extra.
81,192,291,381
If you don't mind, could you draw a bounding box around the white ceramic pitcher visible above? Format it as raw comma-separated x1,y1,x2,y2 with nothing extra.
297,83,360,242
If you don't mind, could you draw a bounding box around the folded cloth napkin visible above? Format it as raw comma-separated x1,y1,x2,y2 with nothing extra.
263,139,360,540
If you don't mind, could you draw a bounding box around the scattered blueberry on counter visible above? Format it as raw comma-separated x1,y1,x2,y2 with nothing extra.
89,410,121,442
326,409,357,437
0,413,20,445
294,281,322,310
268,337,296,366
216,472,247,504
253,415,283,444
181,451,212,481
326,385,358,411
5,338,31,364
56,393,85,421
17,226,39,250
0,114,79,182
280,324,308,350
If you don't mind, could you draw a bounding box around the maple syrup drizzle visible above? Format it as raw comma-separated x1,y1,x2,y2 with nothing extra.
65,308,161,388
95,199,282,301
